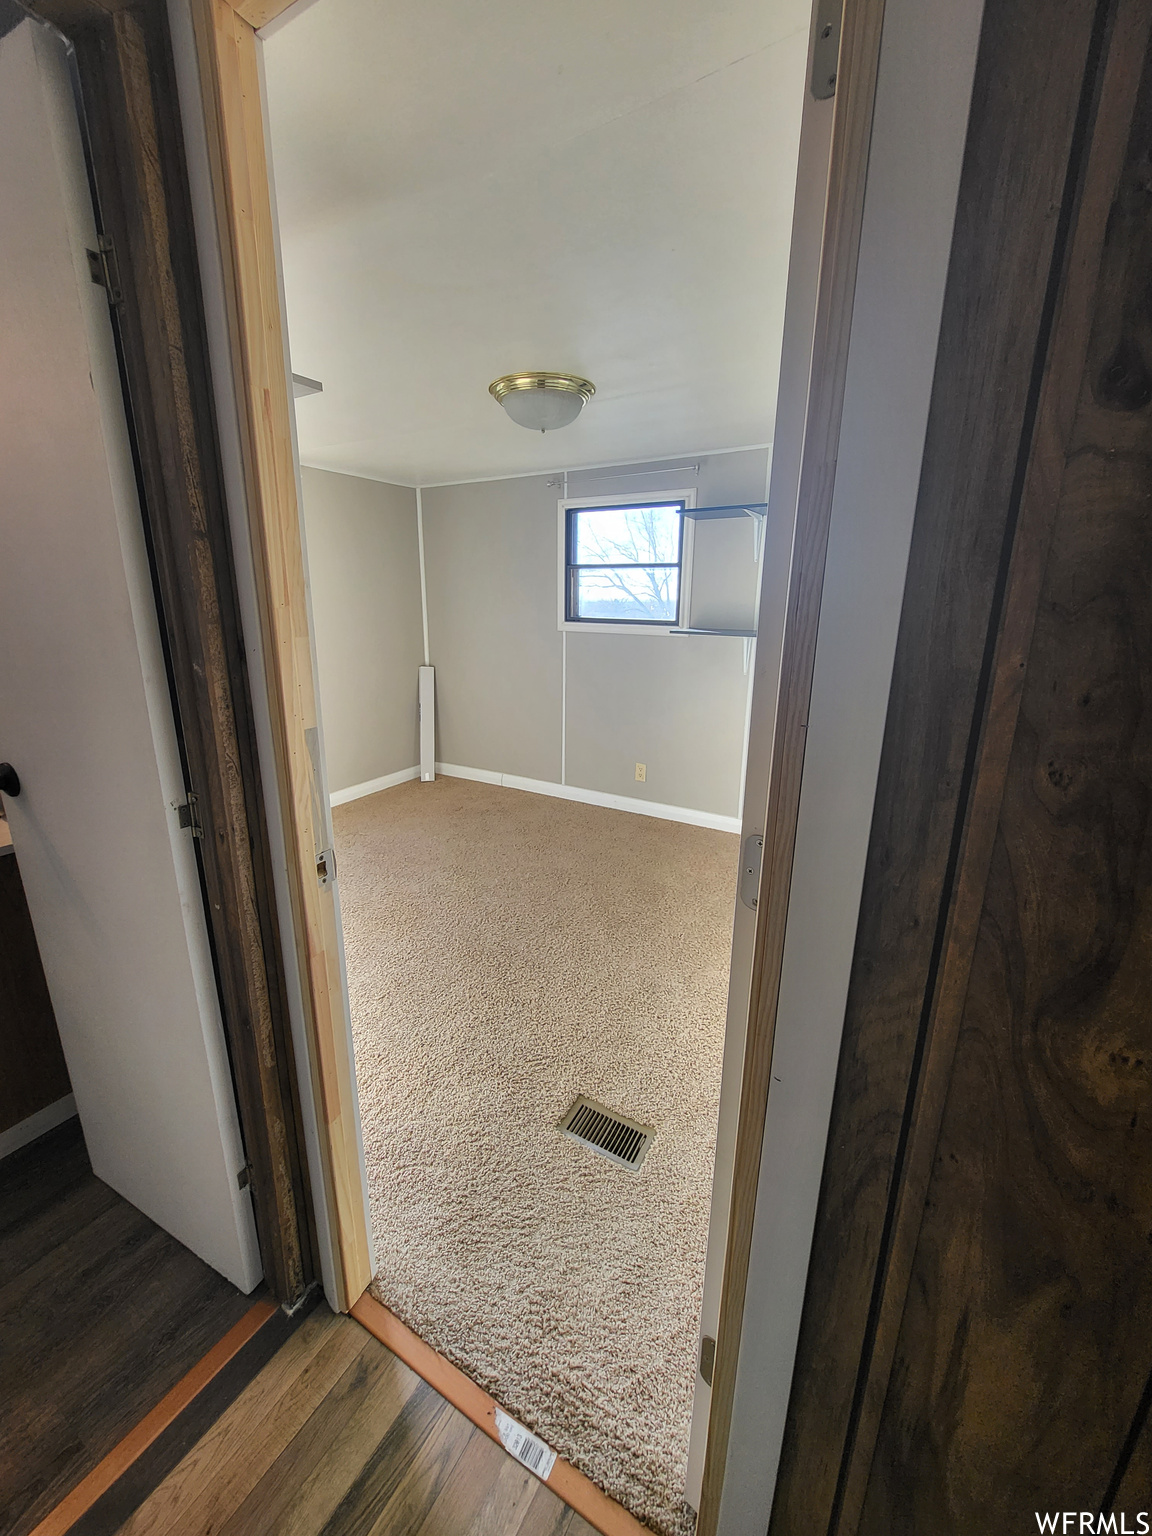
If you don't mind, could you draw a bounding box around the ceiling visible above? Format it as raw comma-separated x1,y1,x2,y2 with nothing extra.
262,0,811,487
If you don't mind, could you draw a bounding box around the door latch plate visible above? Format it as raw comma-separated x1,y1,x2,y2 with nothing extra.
811,0,842,99
740,832,764,910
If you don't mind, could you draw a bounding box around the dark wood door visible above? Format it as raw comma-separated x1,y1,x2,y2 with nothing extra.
0,840,71,1138
770,0,1152,1529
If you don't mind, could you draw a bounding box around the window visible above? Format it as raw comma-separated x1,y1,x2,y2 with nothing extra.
564,500,686,627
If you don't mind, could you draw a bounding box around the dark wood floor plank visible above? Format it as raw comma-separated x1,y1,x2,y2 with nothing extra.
64,1308,617,1536
0,850,71,1136
66,1300,302,1536
0,1166,122,1287
517,1480,585,1536
217,1331,423,1536
409,1427,539,1536
0,1120,90,1248
318,1378,454,1536
0,1129,254,1536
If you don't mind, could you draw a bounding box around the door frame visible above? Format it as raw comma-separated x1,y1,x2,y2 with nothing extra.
20,0,317,1307
182,0,890,1510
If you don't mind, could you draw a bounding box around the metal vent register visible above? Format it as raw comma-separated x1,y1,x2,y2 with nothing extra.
560,1097,654,1169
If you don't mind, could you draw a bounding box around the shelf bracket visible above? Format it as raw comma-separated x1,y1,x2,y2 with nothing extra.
746,506,766,562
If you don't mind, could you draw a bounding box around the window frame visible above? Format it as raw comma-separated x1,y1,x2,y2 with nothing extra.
556,489,697,635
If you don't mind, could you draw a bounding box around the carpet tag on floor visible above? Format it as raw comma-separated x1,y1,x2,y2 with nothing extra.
494,1408,558,1481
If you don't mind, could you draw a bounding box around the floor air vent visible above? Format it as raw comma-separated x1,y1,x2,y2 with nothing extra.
560,1097,654,1170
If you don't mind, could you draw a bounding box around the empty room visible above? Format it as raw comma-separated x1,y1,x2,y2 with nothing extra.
259,1,808,1529
6,0,1150,1527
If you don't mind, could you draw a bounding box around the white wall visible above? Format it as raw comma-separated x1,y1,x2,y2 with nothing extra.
299,467,423,793
421,448,769,821
715,0,987,1526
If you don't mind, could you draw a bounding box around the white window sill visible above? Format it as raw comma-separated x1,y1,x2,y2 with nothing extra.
558,620,677,636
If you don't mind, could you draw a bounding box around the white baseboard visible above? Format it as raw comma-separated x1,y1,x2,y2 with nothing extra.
435,762,741,834
330,765,420,807
0,1093,78,1162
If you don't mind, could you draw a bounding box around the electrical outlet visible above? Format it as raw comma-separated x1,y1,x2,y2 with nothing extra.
635,762,646,782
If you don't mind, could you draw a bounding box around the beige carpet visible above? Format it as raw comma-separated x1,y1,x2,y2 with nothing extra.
333,776,739,1535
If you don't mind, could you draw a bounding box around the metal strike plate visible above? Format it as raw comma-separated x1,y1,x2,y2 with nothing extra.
811,0,843,99
740,832,764,911
316,846,336,887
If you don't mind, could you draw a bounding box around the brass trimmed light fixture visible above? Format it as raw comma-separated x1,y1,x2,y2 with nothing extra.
488,372,595,432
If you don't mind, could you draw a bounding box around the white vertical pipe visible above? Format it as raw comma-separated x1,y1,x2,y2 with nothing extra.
418,665,435,782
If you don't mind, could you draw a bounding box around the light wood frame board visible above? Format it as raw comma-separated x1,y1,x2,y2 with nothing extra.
191,0,372,1311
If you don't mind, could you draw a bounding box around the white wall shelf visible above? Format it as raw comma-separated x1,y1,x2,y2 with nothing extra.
680,502,768,520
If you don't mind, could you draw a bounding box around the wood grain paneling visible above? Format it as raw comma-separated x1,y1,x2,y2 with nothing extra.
0,851,70,1135
858,28,1152,1523
0,1121,255,1536
771,0,1152,1529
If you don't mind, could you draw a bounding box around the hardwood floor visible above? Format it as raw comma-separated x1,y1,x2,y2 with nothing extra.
1,1118,601,1536
0,1120,254,1536
0,847,70,1137
110,1307,600,1536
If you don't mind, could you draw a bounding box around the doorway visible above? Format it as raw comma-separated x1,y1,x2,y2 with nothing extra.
245,2,811,1530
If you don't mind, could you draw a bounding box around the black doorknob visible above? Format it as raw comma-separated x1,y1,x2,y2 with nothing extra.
0,763,21,797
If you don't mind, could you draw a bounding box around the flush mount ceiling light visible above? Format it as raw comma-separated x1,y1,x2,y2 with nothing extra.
488,372,595,432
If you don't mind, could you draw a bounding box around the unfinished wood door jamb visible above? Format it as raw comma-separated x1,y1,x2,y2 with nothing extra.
696,0,888,1529
191,0,372,1311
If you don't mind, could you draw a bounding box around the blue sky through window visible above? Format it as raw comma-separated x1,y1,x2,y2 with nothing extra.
568,503,683,624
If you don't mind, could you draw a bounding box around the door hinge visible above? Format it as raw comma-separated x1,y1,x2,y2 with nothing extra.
237,1160,253,1191
86,236,123,305
699,1335,717,1387
810,0,842,100
176,793,203,839
316,846,336,886
739,832,764,910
